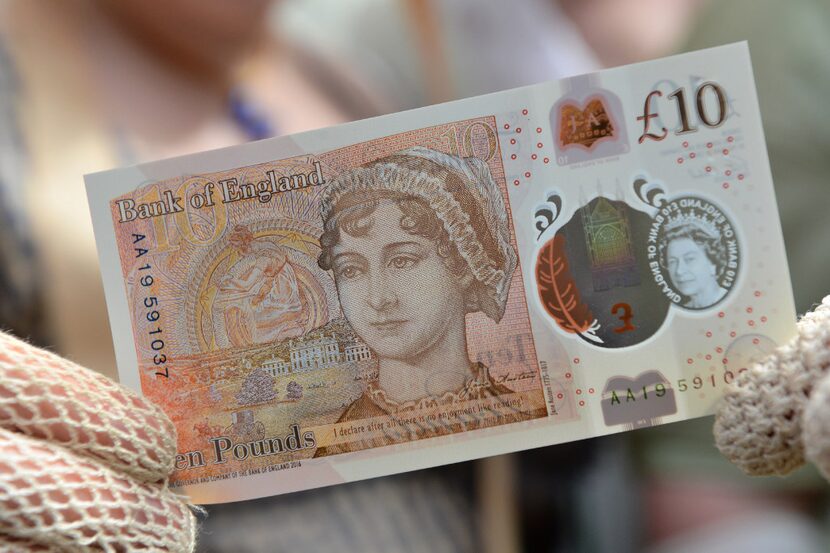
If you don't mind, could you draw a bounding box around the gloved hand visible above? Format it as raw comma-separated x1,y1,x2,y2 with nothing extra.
0,331,196,551
715,295,830,480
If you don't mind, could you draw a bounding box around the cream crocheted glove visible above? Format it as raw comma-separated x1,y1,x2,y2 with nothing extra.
714,295,830,481
0,331,196,551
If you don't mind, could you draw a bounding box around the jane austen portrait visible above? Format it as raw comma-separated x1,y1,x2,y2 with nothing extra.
314,146,540,455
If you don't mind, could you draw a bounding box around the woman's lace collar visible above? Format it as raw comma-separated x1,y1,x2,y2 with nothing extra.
364,363,492,413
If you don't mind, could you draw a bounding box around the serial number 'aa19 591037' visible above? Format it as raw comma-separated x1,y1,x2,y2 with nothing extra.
133,233,170,379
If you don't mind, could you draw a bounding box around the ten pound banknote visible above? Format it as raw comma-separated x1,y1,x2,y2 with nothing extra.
86,43,796,504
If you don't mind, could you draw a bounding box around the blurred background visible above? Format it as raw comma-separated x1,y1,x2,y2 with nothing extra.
1,0,828,551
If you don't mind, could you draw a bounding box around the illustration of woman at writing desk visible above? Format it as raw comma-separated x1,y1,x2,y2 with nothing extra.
214,224,310,347
314,146,545,457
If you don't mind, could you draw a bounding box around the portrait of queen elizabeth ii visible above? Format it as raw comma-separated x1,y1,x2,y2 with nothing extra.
314,146,541,455
659,219,729,309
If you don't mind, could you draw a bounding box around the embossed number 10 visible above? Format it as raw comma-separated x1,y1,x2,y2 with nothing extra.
637,81,727,143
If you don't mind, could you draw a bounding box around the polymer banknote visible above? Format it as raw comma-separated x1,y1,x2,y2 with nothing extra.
86,43,796,503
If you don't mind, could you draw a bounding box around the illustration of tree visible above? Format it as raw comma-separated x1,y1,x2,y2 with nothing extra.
286,380,303,400
235,368,277,406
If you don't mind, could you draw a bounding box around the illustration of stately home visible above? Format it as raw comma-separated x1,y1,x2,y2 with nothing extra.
260,334,372,378
261,356,291,376
580,193,640,292
344,343,372,362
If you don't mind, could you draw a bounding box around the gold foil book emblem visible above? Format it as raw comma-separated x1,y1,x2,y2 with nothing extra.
558,98,615,149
